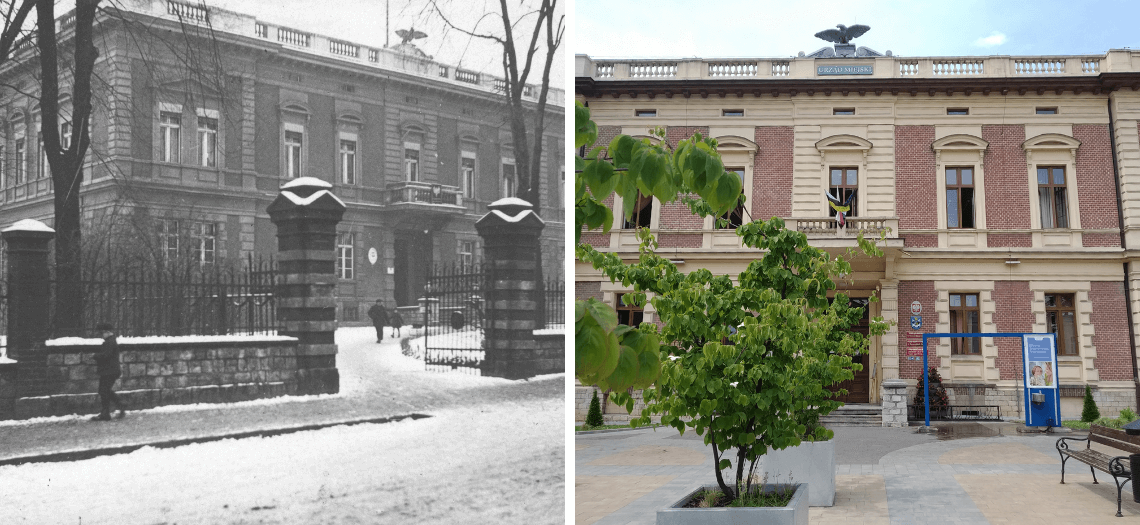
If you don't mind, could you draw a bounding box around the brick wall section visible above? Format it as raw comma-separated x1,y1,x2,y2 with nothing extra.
983,125,1030,229
987,233,1032,248
575,281,602,302
658,233,702,248
754,126,794,221
994,281,1034,380
8,340,299,419
904,234,938,247
1073,124,1121,246
895,126,937,230
578,126,621,248
1084,233,1122,247
898,281,939,379
592,125,621,157
1090,281,1131,381
660,127,709,230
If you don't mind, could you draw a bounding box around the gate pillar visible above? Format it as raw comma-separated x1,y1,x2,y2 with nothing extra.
1,219,55,402
475,198,547,379
267,178,345,395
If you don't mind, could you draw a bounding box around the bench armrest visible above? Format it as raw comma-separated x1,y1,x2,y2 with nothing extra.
1056,435,1090,452
1109,456,1133,477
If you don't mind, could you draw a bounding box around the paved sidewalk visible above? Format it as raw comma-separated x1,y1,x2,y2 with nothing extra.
576,422,1140,524
0,327,560,465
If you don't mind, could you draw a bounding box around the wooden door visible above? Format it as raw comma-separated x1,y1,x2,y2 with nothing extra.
832,298,870,404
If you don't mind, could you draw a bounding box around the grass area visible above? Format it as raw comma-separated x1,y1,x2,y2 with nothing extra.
686,485,796,508
575,423,656,432
1060,408,1136,431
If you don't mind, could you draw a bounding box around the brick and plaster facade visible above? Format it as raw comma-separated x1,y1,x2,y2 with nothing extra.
576,49,1140,421
0,0,564,324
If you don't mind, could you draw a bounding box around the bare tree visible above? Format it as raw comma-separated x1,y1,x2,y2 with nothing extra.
430,0,563,215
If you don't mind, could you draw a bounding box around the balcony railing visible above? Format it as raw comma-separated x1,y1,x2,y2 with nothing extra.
386,181,463,207
277,27,311,47
329,40,359,58
785,217,897,238
167,0,208,22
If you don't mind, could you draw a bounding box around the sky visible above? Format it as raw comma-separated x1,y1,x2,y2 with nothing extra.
575,0,1140,59
212,0,564,87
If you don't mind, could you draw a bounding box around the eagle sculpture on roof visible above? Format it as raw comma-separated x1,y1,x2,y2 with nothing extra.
814,24,871,44
396,27,428,44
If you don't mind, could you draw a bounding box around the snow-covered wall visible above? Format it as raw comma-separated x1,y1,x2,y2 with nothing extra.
1,339,301,419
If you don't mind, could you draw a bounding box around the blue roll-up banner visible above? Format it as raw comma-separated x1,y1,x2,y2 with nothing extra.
1022,334,1060,427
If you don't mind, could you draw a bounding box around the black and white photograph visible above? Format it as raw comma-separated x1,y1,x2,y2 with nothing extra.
0,0,566,523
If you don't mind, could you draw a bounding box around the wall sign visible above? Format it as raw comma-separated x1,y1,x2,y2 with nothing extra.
817,64,873,75
368,247,378,265
910,301,922,315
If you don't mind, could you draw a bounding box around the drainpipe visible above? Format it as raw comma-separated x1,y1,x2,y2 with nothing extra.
1106,96,1140,411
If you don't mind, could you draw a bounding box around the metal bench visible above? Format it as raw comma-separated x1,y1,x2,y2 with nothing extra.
1057,424,1140,517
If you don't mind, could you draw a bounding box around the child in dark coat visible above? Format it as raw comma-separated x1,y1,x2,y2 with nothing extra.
91,323,125,421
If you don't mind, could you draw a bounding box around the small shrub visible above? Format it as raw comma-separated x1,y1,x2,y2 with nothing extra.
586,390,605,428
1095,416,1122,429
913,366,949,408
1081,384,1101,423
1120,407,1137,423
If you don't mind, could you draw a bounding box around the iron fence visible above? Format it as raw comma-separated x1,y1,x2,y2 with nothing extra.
48,255,278,338
542,275,564,329
423,263,487,374
907,404,1003,421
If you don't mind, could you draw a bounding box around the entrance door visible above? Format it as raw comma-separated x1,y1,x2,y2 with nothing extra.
394,230,433,306
832,298,870,404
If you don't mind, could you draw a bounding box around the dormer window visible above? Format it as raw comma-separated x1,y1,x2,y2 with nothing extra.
1036,107,1058,115
634,109,656,117
947,108,969,115
722,109,743,117
833,108,855,116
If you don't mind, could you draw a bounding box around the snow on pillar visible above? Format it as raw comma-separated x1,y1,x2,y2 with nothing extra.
267,177,346,395
475,198,549,379
2,219,55,360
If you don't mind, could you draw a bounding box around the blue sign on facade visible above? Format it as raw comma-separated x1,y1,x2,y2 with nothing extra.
910,315,922,329
817,64,873,75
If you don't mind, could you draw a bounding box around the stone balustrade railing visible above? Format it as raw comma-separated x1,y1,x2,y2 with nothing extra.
785,217,898,238
577,52,1133,82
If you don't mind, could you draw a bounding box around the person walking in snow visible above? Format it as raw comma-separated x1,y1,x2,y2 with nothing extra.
367,299,389,343
89,323,125,421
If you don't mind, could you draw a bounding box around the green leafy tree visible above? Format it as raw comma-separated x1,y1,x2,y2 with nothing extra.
586,389,604,428
574,101,741,397
1082,384,1100,423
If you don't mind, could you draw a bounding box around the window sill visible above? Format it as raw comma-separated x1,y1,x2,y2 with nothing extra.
949,354,984,361
1057,355,1082,361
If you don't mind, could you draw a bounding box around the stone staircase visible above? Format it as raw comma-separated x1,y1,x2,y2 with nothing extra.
820,404,882,427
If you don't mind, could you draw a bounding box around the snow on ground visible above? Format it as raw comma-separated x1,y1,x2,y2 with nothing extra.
0,399,564,525
46,334,297,346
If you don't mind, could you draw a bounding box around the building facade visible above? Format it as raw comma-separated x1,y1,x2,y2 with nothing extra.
576,49,1140,420
0,0,564,323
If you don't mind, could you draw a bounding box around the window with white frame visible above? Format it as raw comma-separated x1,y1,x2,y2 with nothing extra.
37,128,46,179
284,126,304,178
501,158,516,199
191,222,216,265
158,218,180,262
14,137,25,184
340,135,357,184
404,141,420,182
461,151,476,199
459,240,475,268
61,121,71,150
1037,166,1069,228
336,232,354,279
0,145,5,188
197,110,218,168
160,110,181,163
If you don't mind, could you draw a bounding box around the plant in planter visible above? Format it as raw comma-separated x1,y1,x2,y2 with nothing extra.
913,366,950,418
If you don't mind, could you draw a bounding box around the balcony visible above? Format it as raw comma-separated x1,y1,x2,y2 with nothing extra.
786,217,898,239
386,181,465,211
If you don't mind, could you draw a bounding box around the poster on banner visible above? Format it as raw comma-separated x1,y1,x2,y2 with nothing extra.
1023,334,1057,388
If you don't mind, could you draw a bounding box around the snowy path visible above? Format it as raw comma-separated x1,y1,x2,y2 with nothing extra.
0,327,564,524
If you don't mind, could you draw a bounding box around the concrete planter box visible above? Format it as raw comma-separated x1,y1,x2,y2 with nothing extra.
761,439,835,506
657,483,808,525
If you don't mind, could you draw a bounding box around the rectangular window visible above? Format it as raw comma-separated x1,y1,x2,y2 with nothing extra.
191,222,216,265
404,144,420,182
340,139,357,184
284,130,303,178
950,293,981,355
160,111,181,163
459,240,475,268
947,108,969,115
722,109,744,117
158,219,180,262
15,138,25,184
634,109,656,117
336,232,354,279
623,192,653,229
1036,107,1058,115
197,117,217,167
833,108,855,115
828,167,858,218
461,153,476,199
946,167,975,228
616,294,644,326
37,131,46,179
718,168,745,229
501,161,515,199
0,145,5,187
61,122,71,150
1046,293,1078,356
1037,166,1068,228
